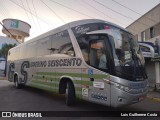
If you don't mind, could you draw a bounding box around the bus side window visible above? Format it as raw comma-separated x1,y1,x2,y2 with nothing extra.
89,40,107,70
37,36,51,56
81,49,88,63
78,37,89,63
51,30,75,56
78,35,109,71
26,41,37,58
58,43,75,57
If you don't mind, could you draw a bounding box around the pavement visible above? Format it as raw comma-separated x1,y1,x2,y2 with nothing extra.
0,72,5,79
147,88,160,102
0,77,6,80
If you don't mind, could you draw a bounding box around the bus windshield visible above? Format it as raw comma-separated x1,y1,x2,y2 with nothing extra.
76,26,147,81
107,27,147,81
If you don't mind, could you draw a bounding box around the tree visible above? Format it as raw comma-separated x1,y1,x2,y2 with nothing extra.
0,44,16,76
0,44,16,59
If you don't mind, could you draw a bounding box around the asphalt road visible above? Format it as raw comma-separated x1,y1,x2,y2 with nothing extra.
0,80,159,120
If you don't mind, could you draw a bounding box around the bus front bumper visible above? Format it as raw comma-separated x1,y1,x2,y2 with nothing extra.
110,85,148,107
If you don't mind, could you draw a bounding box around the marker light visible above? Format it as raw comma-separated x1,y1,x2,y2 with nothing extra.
104,26,110,30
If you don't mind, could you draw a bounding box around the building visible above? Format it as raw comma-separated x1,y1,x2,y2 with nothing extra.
126,4,160,89
126,3,160,44
0,57,5,71
0,18,30,74
2,19,31,43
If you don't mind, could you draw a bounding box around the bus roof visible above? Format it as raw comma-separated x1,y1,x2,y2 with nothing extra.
10,19,127,50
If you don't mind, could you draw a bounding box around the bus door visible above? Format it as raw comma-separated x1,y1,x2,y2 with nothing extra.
81,34,111,106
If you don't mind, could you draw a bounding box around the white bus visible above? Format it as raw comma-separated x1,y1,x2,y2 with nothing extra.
7,19,148,107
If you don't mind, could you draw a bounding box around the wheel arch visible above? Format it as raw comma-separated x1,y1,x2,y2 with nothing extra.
13,72,19,82
59,76,75,94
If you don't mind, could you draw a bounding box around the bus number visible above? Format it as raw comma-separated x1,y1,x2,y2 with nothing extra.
8,63,15,81
20,61,30,84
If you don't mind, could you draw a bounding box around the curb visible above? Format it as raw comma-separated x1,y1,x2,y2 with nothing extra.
0,77,6,80
147,96,160,102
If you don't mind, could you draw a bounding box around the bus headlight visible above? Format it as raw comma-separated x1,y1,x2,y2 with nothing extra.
111,82,130,92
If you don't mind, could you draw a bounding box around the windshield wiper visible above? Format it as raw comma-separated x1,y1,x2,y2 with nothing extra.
137,56,148,79
129,38,147,80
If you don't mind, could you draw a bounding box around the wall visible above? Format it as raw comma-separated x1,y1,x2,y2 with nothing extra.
126,4,160,43
145,59,156,88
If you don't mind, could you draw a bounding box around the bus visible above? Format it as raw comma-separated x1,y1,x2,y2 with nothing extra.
7,19,148,107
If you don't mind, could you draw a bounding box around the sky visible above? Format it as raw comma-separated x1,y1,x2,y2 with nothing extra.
0,0,160,41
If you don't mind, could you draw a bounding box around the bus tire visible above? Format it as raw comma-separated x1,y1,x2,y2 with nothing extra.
65,81,76,106
14,75,21,89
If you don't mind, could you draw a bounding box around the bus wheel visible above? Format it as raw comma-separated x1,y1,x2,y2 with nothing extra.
14,75,21,89
65,81,75,106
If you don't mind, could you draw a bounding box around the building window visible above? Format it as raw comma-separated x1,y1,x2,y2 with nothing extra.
150,27,155,38
141,31,146,41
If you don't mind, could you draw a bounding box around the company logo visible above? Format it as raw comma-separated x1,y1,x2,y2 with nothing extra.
2,112,11,117
88,69,93,76
91,94,107,101
1,112,42,118
82,88,88,97
11,20,19,28
75,26,90,34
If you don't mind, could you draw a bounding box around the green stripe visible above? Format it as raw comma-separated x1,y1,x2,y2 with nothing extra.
31,79,82,91
29,82,58,92
37,72,81,77
29,83,51,92
31,80,56,87
73,80,92,86
75,87,82,92
36,72,107,79
56,73,81,77
37,72,55,76
82,74,107,79
35,76,54,81
29,82,81,99
35,78,86,88
35,78,82,86
34,76,93,89
76,94,81,99
34,80,58,86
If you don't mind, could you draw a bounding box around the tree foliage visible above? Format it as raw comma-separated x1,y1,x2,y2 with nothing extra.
0,44,16,59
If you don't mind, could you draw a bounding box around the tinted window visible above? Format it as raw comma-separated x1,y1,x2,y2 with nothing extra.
37,36,52,56
77,35,109,72
51,30,74,56
27,41,37,58
20,45,25,59
71,23,103,38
